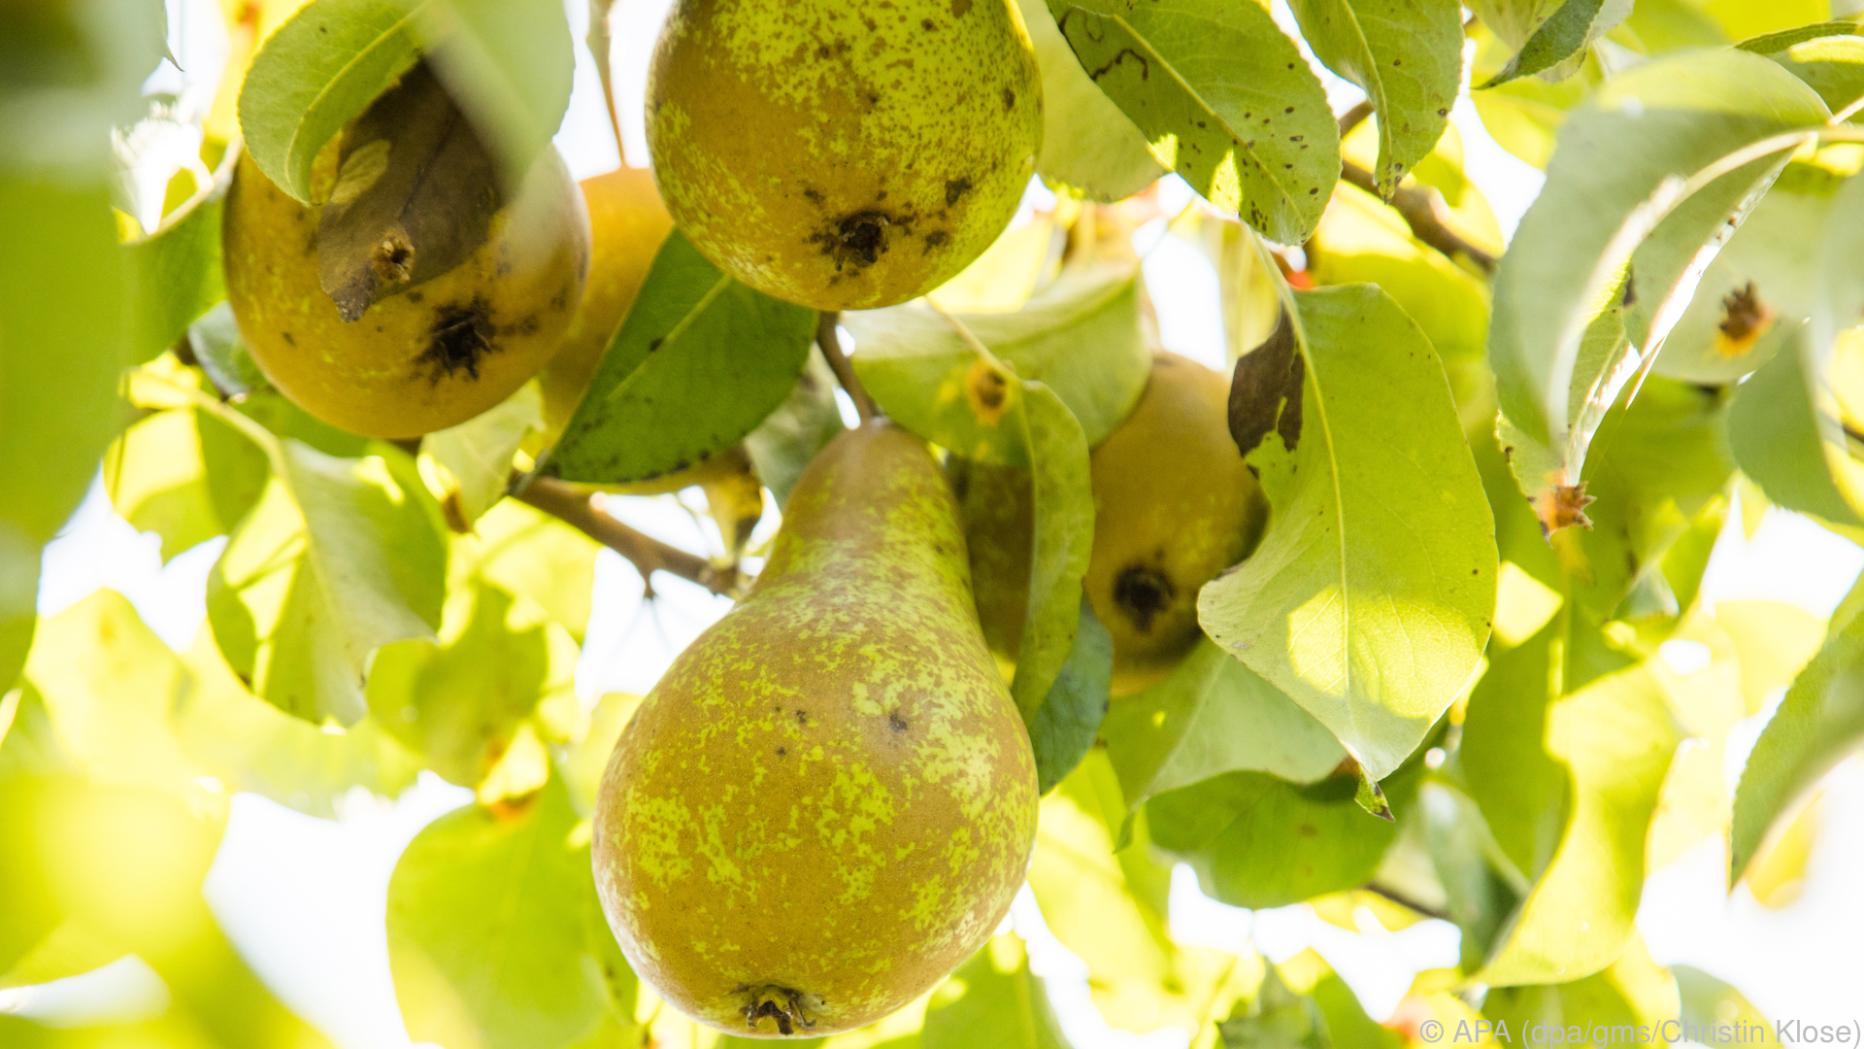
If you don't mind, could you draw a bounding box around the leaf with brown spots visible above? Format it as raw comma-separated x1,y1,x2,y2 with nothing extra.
1229,306,1303,459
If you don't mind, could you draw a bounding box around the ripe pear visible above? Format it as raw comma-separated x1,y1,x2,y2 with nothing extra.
537,167,674,441
957,353,1269,688
645,0,1042,310
593,422,1038,1037
223,139,588,439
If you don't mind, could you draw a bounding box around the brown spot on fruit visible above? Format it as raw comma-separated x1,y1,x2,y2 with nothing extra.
964,360,1011,425
1002,87,1015,110
888,712,909,733
811,210,901,270
1113,564,1175,633
944,177,972,206
1715,281,1774,357
419,299,498,382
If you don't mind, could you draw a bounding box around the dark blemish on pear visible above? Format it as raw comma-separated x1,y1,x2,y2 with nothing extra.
1113,564,1175,632
944,177,972,206
1001,87,1015,110
888,713,909,733
281,331,296,347
811,210,906,270
418,298,497,382
794,709,809,725
923,230,950,253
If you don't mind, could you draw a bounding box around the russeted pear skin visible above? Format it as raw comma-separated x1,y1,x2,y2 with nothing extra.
223,146,588,439
958,353,1269,688
593,423,1039,1037
645,0,1042,310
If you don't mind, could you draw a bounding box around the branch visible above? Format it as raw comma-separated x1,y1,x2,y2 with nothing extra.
1337,98,1373,138
1363,883,1455,924
816,311,877,422
516,476,740,597
1340,160,1498,273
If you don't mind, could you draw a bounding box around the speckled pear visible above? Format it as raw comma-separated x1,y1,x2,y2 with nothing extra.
592,422,1039,1037
957,353,1270,690
645,0,1043,310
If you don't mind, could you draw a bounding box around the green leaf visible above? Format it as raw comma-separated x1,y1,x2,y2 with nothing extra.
236,0,423,202
552,232,816,484
1419,780,1520,971
1218,963,1326,1049
418,0,576,173
1728,326,1864,527
1287,0,1465,196
175,632,423,818
422,382,542,527
1016,0,1161,201
1701,0,1841,42
1674,967,1782,1047
466,500,599,642
189,302,270,398
105,408,270,562
1730,578,1864,882
1483,939,1678,1046
1102,640,1345,809
1,535,38,695
128,189,227,364
1029,600,1111,793
1199,285,1495,780
1480,0,1633,88
743,355,845,509
367,582,579,788
1648,164,1846,385
1461,620,1680,987
1046,0,1340,243
849,263,1151,451
388,778,635,1049
921,935,1067,1049
1008,385,1096,733
1487,49,1830,503
209,440,447,725
1148,763,1417,909
1745,30,1864,116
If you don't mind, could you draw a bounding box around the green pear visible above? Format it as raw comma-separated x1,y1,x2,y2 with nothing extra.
592,422,1039,1037
645,0,1042,310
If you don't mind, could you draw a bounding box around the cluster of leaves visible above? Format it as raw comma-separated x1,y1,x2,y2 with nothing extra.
6,0,1864,1046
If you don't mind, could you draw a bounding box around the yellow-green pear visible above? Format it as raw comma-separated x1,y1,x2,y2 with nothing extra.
592,422,1039,1037
645,0,1043,310
956,353,1269,689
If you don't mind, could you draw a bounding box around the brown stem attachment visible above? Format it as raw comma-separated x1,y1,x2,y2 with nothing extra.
1339,160,1498,273
586,0,629,166
816,311,878,422
516,475,739,597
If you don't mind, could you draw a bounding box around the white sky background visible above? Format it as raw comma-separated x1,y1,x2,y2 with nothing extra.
10,1,1864,1046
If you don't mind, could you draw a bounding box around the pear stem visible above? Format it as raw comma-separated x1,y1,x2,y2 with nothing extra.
816,311,878,423
515,476,741,597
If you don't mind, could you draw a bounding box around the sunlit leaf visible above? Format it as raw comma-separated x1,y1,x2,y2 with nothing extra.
921,934,1067,1049
106,408,269,562
422,382,542,528
1017,0,1161,201
1482,939,1678,1047
388,778,636,1049
1200,285,1495,779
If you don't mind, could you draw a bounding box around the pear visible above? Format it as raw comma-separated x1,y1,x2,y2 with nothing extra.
957,353,1269,690
645,0,1042,310
592,422,1039,1037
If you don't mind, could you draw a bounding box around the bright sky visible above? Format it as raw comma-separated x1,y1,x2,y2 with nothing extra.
9,1,1864,1046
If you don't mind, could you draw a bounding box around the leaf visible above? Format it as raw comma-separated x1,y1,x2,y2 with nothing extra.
1148,763,1417,909
551,232,816,484
127,184,227,363
1217,964,1326,1049
418,0,576,175
467,500,599,641
1648,163,1846,385
1009,385,1096,732
1480,0,1634,88
1487,49,1830,508
743,355,844,508
1419,780,1520,970
422,383,543,528
1729,326,1864,527
209,440,447,725
105,408,270,562
1199,286,1496,780
1461,620,1680,986
1016,0,1161,201
1482,939,1679,1048
921,935,1068,1049
1745,31,1864,117
1730,578,1864,882
0,534,35,694
1674,967,1782,1047
316,63,504,320
236,0,423,203
1287,0,1465,196
366,582,579,788
849,263,1151,451
1029,600,1111,793
1047,0,1340,243
1102,640,1345,809
388,778,636,1049
188,302,269,398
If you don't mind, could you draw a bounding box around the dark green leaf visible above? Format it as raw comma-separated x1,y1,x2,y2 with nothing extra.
1480,0,1633,88
1029,600,1111,793
552,232,816,484
1008,385,1095,729
1016,0,1161,200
